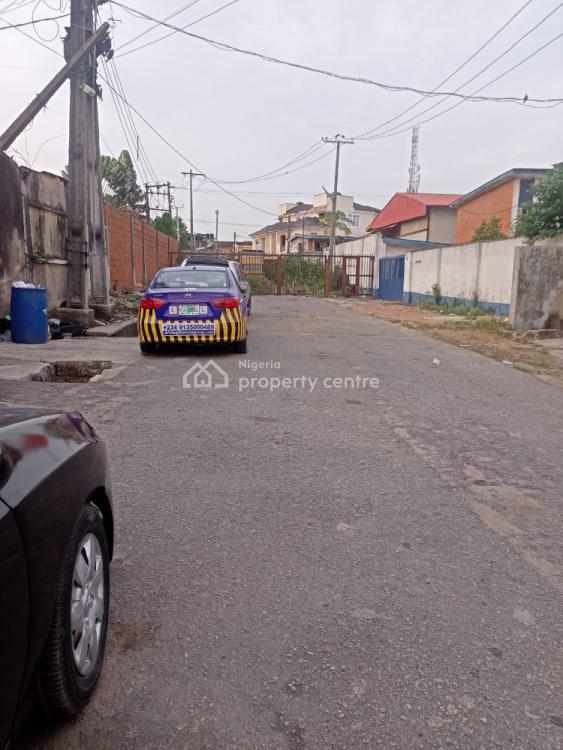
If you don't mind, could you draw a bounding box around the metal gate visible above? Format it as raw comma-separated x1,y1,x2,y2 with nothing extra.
181,250,377,297
378,255,405,301
253,254,376,297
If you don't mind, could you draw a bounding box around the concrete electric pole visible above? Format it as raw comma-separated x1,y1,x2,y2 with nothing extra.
322,135,354,257
407,126,421,194
181,170,204,255
215,209,219,253
65,0,112,318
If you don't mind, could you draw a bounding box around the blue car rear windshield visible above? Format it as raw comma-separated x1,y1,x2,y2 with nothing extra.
153,269,229,289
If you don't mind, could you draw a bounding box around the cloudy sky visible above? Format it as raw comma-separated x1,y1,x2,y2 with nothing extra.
1,0,561,239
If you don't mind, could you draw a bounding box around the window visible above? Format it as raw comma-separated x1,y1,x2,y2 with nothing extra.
153,269,229,289
519,178,535,205
349,214,360,228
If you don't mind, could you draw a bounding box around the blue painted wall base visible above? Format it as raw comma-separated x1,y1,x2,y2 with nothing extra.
404,291,509,317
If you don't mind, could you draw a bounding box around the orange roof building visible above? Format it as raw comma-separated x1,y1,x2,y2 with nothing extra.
367,192,461,245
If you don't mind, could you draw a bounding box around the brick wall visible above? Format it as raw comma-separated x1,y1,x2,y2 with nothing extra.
455,180,515,244
104,204,179,291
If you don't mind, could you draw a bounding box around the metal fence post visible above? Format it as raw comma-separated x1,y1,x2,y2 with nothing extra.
276,255,283,295
324,255,331,297
355,255,360,297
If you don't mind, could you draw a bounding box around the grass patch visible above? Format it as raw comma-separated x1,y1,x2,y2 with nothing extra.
415,302,489,317
441,317,513,336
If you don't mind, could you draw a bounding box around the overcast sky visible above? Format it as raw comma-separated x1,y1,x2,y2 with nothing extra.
1,0,561,239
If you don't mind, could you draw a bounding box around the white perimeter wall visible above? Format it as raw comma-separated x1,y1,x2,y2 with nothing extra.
405,238,518,308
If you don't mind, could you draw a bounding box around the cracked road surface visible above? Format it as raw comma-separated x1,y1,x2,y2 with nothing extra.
7,296,563,749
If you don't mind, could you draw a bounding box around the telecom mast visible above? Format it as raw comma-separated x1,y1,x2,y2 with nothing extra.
407,126,421,193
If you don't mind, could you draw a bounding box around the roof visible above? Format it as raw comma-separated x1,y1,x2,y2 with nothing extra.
284,202,313,215
383,237,451,249
367,192,461,232
289,233,331,242
353,201,379,213
250,216,320,237
451,168,553,207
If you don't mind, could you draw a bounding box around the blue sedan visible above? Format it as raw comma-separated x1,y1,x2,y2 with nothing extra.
138,264,248,354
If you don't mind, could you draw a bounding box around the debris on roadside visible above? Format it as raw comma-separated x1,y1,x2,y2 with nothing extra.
502,359,514,367
11,280,36,289
48,319,63,340
432,358,441,366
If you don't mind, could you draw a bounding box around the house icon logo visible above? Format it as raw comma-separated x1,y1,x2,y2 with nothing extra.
183,360,229,390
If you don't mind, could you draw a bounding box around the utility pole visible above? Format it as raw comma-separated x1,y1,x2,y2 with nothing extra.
407,126,421,193
166,181,173,216
322,134,354,257
174,202,185,261
144,183,151,221
145,182,173,217
181,170,204,255
233,232,237,255
215,209,219,253
66,0,112,315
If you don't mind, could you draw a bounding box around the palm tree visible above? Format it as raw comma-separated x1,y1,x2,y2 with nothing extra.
318,211,352,236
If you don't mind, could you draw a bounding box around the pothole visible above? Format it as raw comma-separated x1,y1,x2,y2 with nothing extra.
32,360,113,383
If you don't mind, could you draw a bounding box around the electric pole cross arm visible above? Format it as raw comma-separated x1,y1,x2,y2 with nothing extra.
0,21,111,152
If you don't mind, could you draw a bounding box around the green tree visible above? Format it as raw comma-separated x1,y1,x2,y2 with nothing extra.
319,211,352,236
515,165,563,242
152,212,190,250
471,216,507,242
101,150,143,211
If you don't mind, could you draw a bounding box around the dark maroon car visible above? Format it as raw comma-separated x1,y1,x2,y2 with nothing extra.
0,405,114,748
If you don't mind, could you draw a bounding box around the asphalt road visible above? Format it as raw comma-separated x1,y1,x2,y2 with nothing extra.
6,296,563,750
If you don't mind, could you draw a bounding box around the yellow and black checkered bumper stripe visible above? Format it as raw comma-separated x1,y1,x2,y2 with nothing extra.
139,308,246,344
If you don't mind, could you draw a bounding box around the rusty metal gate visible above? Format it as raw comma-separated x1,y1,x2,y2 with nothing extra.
240,253,376,297
182,249,377,298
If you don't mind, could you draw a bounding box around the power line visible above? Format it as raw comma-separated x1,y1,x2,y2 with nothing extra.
0,7,333,193
102,61,150,185
116,0,243,59
0,11,68,29
354,0,534,140
110,1,563,104
364,28,563,141
105,58,159,182
115,0,203,54
211,141,325,184
98,72,278,218
357,1,563,141
195,219,262,228
212,144,335,186
0,10,62,54
0,0,38,13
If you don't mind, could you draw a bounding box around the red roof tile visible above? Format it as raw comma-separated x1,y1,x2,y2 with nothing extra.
367,192,461,232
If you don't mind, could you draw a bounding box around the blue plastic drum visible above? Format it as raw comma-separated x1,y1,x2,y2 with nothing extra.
10,286,49,344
